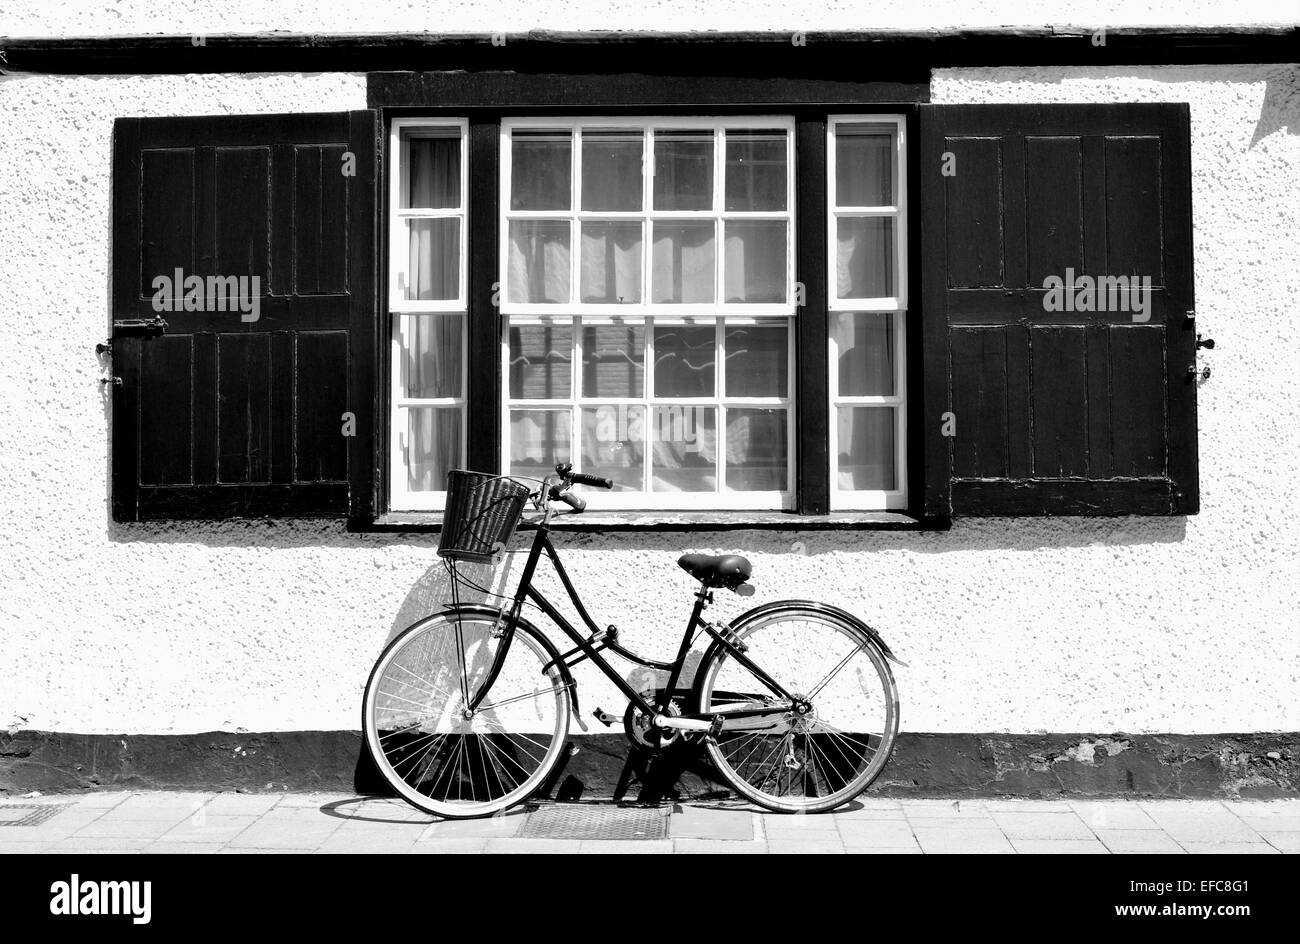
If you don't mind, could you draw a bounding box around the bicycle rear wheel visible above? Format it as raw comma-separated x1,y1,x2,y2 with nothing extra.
694,604,899,813
363,609,571,818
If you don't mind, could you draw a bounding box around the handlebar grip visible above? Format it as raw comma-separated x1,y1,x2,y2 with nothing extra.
559,491,587,513
570,471,614,489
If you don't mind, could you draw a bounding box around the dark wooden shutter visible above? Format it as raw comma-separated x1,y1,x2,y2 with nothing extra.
111,111,377,521
919,104,1197,516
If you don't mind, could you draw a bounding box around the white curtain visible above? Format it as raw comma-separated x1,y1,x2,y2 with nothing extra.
508,222,571,303
723,221,786,303
407,408,461,491
580,223,641,303
407,219,458,301
836,218,893,299
408,136,458,208
651,223,714,303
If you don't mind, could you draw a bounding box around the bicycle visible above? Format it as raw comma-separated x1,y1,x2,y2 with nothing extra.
362,464,904,818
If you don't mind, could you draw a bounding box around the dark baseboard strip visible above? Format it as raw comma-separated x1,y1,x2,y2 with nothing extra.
2,730,1294,799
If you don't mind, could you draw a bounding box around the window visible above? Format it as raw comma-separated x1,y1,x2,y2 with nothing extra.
828,117,907,510
499,118,796,509
388,120,467,511
382,115,912,513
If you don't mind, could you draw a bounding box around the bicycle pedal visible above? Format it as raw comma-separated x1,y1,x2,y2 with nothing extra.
592,708,618,728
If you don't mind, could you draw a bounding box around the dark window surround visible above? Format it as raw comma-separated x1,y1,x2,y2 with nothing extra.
360,73,931,532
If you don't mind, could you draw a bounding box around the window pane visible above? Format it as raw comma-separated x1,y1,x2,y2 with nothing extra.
510,409,571,478
836,127,894,207
581,405,645,491
406,408,461,491
651,406,716,492
582,131,643,211
511,130,571,210
509,325,572,399
651,221,715,303
653,325,715,398
725,131,787,211
406,219,459,300
507,221,571,303
580,222,642,304
837,406,895,490
653,131,713,211
836,217,895,299
833,313,895,397
723,220,786,303
725,408,787,491
724,324,787,397
404,133,459,209
581,325,644,398
402,315,463,399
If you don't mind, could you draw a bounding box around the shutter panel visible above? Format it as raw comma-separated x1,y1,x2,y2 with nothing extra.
111,111,377,521
919,104,1197,517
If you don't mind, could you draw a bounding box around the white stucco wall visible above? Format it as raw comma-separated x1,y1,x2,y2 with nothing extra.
0,59,1296,736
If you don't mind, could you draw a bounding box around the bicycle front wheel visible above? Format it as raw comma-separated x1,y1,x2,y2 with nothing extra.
362,609,571,818
694,604,899,813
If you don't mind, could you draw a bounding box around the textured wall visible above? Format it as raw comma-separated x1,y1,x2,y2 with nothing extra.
0,1,1292,35
0,63,1296,737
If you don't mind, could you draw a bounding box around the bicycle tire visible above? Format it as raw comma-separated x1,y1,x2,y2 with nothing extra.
362,607,571,819
694,602,899,814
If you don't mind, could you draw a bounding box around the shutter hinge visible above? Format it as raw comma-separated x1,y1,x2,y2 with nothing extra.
1187,365,1211,383
112,314,169,337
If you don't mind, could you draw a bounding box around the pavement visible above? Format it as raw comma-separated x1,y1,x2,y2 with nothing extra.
0,794,1295,854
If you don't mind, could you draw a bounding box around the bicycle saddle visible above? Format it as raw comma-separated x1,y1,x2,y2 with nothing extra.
677,553,752,589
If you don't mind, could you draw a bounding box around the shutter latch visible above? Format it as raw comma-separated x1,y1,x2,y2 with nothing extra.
112,314,169,337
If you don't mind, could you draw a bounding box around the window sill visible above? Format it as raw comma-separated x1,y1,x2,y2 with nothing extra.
356,510,948,533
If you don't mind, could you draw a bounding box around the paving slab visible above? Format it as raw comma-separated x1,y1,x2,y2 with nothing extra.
767,838,847,853
578,840,673,853
154,815,259,844
1094,829,1185,853
1069,802,1161,830
835,818,918,846
406,838,488,854
1140,806,1262,844
483,838,584,853
1181,842,1279,854
673,839,768,853
991,810,1095,840
1010,839,1110,854
1259,831,1300,852
912,827,1015,854
669,805,754,840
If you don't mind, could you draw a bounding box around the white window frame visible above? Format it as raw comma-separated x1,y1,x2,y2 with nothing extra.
827,115,908,511
388,118,469,512
500,116,796,510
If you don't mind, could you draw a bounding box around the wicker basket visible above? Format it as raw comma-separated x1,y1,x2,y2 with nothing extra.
437,470,530,563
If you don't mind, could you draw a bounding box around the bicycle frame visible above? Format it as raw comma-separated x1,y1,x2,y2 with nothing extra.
464,510,798,727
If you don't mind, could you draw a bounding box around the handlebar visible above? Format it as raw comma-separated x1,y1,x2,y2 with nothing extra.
540,460,616,514
542,463,613,515
570,470,614,490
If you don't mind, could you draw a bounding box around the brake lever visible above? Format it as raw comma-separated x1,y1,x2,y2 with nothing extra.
558,491,586,513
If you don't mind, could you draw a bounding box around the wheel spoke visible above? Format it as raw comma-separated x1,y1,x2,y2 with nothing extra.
700,611,897,812
364,615,569,818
